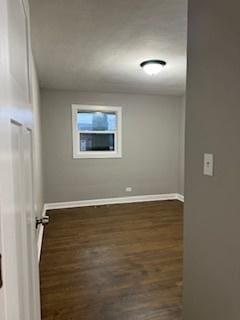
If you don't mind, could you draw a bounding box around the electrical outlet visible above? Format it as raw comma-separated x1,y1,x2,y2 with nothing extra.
203,153,214,176
125,187,132,192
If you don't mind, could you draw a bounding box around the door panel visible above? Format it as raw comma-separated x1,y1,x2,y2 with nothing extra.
11,121,30,320
9,121,41,320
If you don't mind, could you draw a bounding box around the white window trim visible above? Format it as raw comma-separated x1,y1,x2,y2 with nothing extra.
72,104,122,159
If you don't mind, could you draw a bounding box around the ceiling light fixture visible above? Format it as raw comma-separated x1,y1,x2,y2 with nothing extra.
140,60,167,76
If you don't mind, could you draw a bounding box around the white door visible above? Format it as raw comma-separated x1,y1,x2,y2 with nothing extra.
0,206,5,320
1,122,42,320
23,128,41,320
0,0,41,319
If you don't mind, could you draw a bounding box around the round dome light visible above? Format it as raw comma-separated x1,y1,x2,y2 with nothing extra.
140,60,167,75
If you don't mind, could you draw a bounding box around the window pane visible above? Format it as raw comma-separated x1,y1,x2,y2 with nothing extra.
77,112,116,131
80,133,115,151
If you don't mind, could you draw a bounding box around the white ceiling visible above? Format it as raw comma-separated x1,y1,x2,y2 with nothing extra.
30,0,187,95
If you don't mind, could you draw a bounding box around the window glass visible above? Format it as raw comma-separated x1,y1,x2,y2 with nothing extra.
77,112,116,131
80,133,115,151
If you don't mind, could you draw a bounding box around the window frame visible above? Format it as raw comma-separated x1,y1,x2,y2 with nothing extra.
72,104,122,159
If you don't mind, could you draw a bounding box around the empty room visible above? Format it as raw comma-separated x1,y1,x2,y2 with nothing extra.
37,1,186,318
1,0,240,320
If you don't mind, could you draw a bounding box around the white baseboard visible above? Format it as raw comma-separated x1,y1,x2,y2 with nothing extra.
176,194,184,202
45,193,184,211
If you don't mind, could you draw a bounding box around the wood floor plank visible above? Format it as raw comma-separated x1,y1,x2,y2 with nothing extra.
40,200,183,320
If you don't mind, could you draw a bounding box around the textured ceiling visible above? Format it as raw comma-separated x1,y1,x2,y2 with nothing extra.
30,0,187,95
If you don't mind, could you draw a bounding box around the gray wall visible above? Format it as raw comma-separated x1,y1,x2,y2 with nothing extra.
184,0,240,319
179,96,185,195
41,90,184,203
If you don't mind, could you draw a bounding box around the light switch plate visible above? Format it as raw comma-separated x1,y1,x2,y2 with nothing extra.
203,153,214,176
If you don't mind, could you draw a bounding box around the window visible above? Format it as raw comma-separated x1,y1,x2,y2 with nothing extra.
72,105,122,158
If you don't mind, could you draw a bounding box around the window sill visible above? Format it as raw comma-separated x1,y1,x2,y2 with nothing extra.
73,152,122,159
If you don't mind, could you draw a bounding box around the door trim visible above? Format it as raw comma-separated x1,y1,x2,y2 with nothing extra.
37,206,46,262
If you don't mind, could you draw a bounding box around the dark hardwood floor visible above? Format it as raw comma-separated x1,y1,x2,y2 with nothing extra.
40,200,183,320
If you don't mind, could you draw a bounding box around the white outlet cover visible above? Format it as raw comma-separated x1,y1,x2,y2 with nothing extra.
125,187,132,192
203,153,214,176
